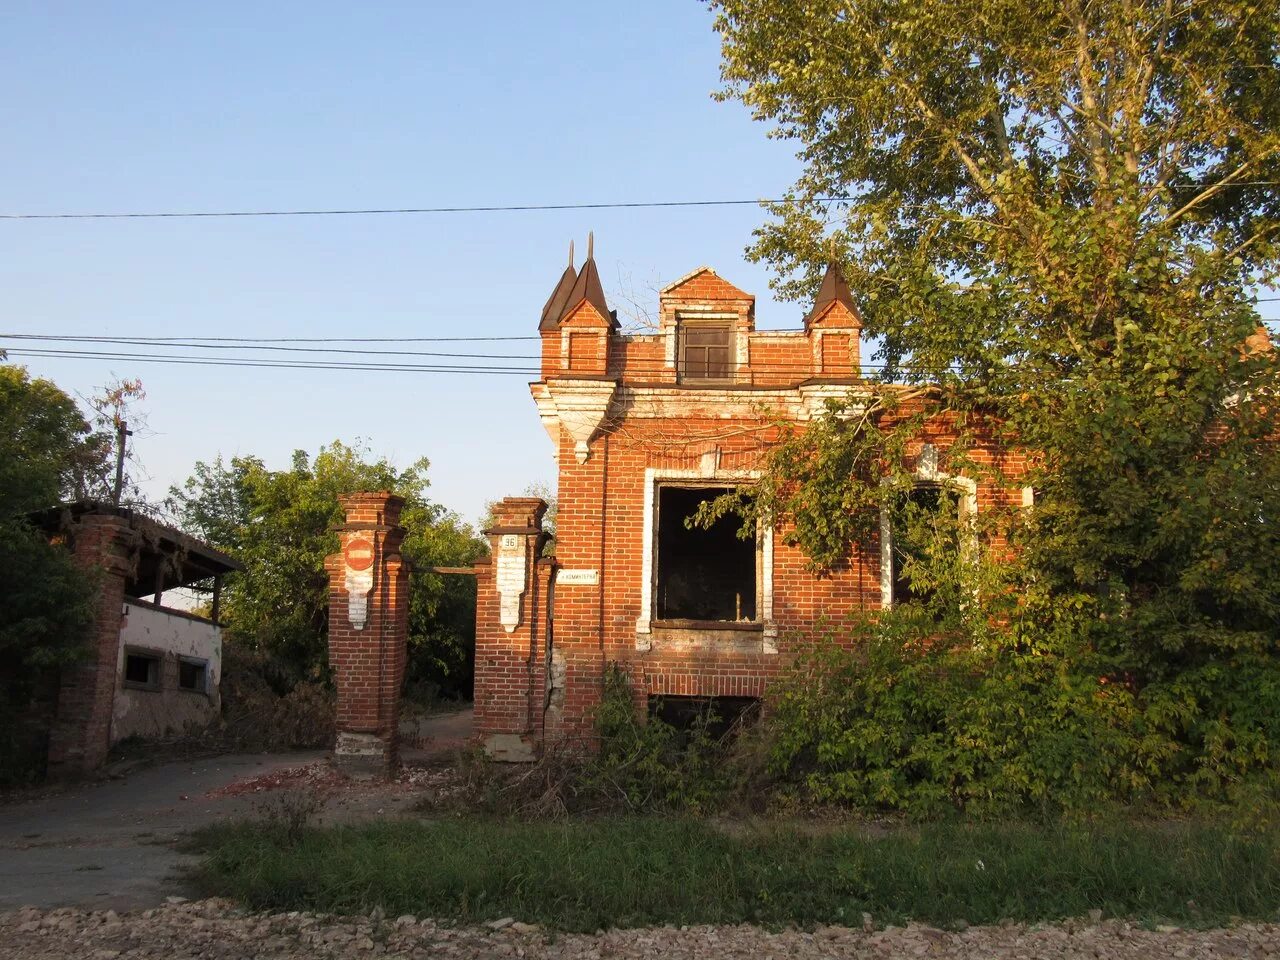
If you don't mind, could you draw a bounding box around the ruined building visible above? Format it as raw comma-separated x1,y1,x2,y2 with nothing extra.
470,239,1031,759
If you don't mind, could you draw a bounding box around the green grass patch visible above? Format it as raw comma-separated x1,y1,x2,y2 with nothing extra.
188,817,1280,932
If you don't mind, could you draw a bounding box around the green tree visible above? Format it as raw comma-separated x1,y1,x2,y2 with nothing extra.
167,442,486,696
709,0,1280,809
0,363,101,782
0,364,112,514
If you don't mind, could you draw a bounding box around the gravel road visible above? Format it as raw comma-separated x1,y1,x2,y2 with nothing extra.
3,899,1278,959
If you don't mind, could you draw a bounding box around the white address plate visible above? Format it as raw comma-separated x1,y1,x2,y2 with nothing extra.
557,569,599,585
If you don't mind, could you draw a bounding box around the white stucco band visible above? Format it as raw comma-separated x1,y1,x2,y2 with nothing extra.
635,467,776,654
531,379,617,463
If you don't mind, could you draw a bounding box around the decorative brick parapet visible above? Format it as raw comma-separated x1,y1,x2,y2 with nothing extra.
47,514,139,778
324,492,410,779
473,497,551,761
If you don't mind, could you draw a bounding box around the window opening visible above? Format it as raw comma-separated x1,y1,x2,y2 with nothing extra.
656,486,756,622
124,652,160,690
648,695,760,742
679,323,732,382
178,658,208,693
888,483,962,607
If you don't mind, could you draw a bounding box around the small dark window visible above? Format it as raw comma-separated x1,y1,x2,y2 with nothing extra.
680,324,732,382
124,652,160,690
656,486,756,622
178,659,207,693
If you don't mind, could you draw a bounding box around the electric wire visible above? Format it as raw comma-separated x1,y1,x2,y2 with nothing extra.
2,346,900,376
1,183,1277,221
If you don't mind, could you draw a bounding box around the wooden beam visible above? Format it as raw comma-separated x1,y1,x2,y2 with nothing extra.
211,574,223,623
428,566,477,576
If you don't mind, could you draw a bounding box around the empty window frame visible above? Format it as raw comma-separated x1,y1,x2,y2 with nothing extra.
648,695,761,741
178,658,208,694
656,485,756,623
123,650,161,690
679,323,733,382
887,483,964,608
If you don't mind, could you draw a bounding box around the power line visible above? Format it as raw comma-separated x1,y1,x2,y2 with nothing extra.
1,345,902,377
7,321,1278,374
0,335,998,376
28,334,542,343
1,347,538,375
0,333,866,371
0,198,805,220
3,345,915,378
1,183,1277,221
7,340,1273,379
2,334,542,361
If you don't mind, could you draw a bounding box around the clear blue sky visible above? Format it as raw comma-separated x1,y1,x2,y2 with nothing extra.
1,1,804,527
6,4,1275,528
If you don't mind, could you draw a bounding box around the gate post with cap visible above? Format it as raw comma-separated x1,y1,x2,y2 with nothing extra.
324,491,410,779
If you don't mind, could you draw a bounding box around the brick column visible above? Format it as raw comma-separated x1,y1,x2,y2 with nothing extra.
47,514,139,778
474,497,550,761
324,492,410,779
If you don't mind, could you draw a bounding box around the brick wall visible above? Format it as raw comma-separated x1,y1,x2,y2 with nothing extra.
324,491,410,779
473,498,552,759
47,514,139,778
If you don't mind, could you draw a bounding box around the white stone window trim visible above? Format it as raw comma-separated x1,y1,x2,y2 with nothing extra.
635,466,776,654
879,446,978,608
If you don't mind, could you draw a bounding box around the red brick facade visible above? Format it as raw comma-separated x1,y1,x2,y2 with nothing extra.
474,254,1029,756
46,514,139,777
473,498,553,759
324,492,411,778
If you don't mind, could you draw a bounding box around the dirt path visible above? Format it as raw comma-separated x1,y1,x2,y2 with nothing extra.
0,751,324,911
4,900,1277,959
0,707,476,912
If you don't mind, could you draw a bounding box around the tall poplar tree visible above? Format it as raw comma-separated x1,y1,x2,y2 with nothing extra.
708,0,1280,808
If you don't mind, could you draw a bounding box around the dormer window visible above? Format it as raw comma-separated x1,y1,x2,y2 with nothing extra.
679,323,733,382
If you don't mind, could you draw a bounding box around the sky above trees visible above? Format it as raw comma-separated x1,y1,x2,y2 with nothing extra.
0,1,804,524
4,2,1277,526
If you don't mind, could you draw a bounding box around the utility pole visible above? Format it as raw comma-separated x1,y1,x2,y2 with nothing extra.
112,419,132,507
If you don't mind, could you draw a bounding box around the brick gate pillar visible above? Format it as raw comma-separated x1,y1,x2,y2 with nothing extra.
474,497,551,761
47,513,140,778
324,492,411,779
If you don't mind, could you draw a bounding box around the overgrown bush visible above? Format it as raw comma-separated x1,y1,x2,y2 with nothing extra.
215,643,334,751
451,665,752,817
0,521,95,786
587,664,738,812
766,616,1280,819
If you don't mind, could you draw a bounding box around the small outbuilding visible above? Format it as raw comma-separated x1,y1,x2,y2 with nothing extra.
28,502,241,776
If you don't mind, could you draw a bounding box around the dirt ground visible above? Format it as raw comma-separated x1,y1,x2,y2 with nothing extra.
3,899,1278,959
5,709,1276,958
0,708,474,912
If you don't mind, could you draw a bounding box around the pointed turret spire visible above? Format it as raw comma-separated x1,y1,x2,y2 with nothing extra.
804,259,861,328
558,230,615,328
539,239,578,331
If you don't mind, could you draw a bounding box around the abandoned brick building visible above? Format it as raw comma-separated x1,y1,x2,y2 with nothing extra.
469,240,1031,759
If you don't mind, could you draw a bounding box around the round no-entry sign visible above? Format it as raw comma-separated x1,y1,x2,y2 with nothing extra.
344,537,375,572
